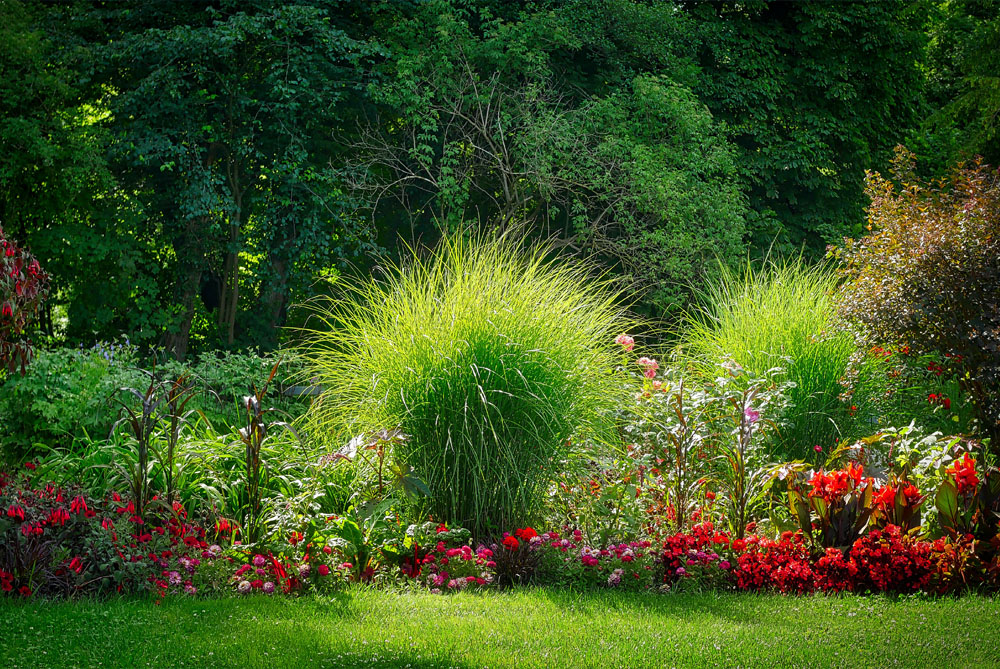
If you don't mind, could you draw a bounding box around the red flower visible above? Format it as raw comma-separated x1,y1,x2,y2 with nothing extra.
705,490,716,501
68,557,84,574
48,507,70,526
18,586,32,598
6,504,24,522
873,485,896,511
24,462,36,471
288,531,303,546
502,536,520,551
70,495,88,515
514,527,538,541
946,453,978,495
318,565,330,576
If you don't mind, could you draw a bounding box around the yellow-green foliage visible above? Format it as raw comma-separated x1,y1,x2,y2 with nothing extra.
298,236,630,535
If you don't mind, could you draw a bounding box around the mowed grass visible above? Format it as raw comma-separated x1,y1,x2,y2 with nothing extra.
1,588,998,668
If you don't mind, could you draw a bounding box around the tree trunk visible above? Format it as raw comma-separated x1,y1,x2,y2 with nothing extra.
164,215,209,360
164,264,202,360
261,255,289,341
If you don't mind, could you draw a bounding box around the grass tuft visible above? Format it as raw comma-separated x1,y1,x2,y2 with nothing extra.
297,235,630,535
675,257,881,459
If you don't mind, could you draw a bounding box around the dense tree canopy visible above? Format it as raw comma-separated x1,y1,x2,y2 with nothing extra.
0,0,988,354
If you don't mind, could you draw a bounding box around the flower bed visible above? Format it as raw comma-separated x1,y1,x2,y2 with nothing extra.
4,460,1000,600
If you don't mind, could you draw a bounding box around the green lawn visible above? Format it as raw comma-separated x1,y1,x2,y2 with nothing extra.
1,588,998,668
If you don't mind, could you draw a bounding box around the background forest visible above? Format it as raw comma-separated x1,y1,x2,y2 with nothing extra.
2,0,997,357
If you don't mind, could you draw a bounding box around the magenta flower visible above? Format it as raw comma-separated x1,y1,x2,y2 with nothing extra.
744,406,760,424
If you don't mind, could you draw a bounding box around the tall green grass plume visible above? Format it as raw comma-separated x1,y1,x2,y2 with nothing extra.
297,235,631,536
675,257,886,460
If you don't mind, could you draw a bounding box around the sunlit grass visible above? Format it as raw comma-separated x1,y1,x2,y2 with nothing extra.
1,588,997,668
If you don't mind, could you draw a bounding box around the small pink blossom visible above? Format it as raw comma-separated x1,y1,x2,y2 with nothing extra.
615,334,635,351
636,357,659,379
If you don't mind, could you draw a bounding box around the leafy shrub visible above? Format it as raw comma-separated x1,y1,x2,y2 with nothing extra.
0,227,49,375
835,147,1000,446
300,236,629,536
0,344,308,456
0,343,146,454
676,258,886,460
0,471,214,598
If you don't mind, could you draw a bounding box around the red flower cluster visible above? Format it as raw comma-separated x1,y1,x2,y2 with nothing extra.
514,527,538,541
807,462,865,504
851,525,933,593
0,228,50,373
733,532,814,594
660,522,730,583
813,548,857,593
946,453,979,495
730,525,942,594
873,482,921,512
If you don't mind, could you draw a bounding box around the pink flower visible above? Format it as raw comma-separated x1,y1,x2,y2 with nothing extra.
615,334,635,351
318,565,330,576
744,407,760,424
814,444,823,453
636,357,659,379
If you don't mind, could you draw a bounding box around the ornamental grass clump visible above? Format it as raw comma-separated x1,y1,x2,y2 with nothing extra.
299,236,629,536
676,258,884,460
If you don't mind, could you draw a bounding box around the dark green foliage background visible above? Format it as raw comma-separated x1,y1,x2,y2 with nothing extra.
0,0,994,352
